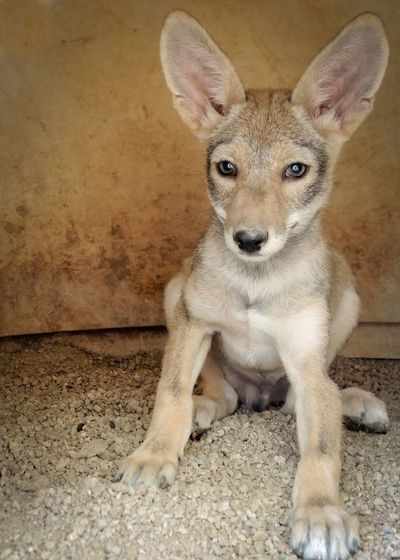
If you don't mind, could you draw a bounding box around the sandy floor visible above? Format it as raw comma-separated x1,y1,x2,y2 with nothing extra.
0,331,399,560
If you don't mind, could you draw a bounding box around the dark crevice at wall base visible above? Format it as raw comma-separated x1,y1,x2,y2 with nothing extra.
0,323,398,360
341,323,400,359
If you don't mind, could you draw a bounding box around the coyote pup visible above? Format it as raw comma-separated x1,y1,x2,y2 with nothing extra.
120,11,389,560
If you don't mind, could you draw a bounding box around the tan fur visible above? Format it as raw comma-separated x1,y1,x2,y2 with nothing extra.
119,11,389,560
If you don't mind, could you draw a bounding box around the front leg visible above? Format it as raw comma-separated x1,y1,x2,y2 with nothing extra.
279,300,359,560
119,298,211,487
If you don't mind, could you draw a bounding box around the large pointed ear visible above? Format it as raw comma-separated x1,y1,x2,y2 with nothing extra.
160,10,246,140
292,14,389,142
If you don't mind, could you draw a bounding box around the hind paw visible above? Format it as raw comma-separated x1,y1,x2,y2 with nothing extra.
342,388,389,434
192,395,218,431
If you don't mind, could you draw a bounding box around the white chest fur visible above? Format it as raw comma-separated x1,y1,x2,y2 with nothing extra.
186,237,328,373
188,279,283,372
219,307,282,371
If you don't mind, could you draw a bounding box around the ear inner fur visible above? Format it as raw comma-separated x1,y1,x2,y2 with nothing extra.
160,10,246,139
291,13,389,140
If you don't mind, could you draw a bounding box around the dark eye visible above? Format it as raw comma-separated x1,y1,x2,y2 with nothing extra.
217,160,237,177
284,162,308,179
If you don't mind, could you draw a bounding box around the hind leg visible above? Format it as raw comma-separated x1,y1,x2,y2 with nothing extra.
281,283,360,415
165,273,238,432
328,285,389,432
281,285,389,432
192,354,238,431
282,385,389,433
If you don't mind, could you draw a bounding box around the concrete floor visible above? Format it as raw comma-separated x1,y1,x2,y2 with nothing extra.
0,331,399,559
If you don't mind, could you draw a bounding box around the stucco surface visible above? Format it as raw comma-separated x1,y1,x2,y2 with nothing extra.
0,0,399,336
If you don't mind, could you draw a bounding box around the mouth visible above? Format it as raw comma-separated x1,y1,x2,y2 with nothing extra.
224,230,288,262
235,249,270,261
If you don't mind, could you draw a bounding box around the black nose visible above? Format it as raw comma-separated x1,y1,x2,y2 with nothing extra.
233,230,267,254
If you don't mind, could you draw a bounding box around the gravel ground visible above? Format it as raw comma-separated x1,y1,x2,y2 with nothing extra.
0,332,399,560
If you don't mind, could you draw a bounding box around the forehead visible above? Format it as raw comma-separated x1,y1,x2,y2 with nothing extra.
210,89,324,163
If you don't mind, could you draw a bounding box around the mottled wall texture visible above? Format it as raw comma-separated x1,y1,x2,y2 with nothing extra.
0,1,399,352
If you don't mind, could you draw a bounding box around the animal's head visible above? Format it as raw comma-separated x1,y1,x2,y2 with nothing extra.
160,11,388,261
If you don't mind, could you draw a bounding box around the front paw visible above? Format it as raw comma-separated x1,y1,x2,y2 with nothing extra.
117,444,178,489
290,504,359,560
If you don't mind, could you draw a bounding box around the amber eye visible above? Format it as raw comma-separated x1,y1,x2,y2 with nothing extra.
284,162,308,179
217,160,237,177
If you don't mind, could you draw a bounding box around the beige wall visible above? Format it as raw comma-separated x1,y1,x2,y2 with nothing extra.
0,0,399,344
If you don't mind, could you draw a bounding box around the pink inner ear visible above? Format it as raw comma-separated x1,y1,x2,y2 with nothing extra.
211,101,225,115
177,51,225,120
317,63,365,121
